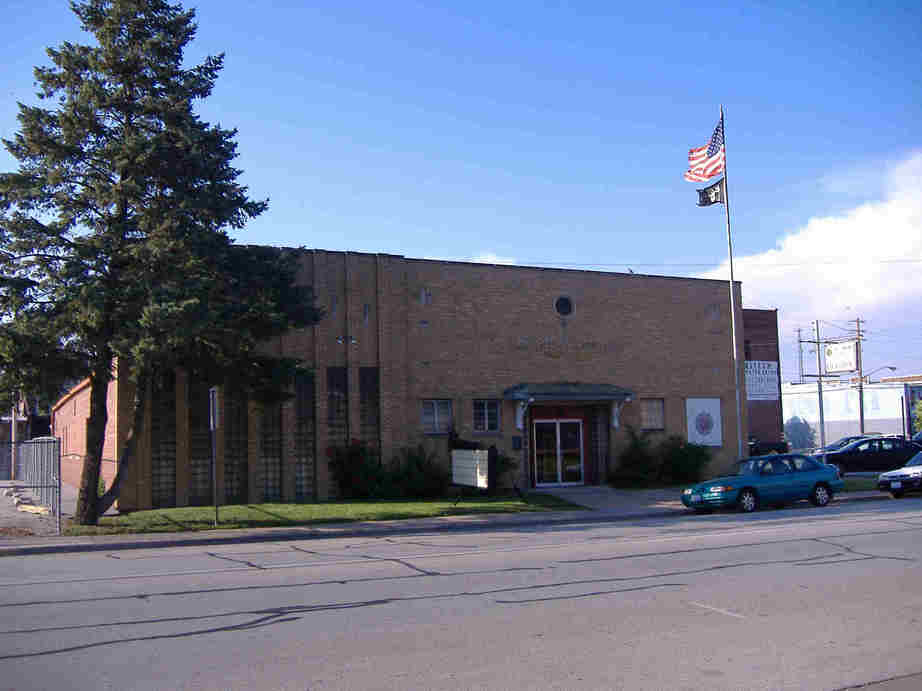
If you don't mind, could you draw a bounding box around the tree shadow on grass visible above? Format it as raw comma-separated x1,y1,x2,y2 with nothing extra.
244,505,298,525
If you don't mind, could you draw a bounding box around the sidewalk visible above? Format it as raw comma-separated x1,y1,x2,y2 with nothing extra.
0,487,887,558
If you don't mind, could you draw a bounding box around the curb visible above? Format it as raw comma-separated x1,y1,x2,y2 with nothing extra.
0,508,682,557
0,491,891,558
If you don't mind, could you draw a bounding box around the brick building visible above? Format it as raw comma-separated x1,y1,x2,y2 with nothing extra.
52,250,782,511
51,376,125,490
742,308,784,449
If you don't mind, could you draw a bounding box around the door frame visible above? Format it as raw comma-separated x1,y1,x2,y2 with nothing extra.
532,418,585,487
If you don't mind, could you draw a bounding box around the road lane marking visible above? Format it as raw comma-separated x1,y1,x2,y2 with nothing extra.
688,601,745,619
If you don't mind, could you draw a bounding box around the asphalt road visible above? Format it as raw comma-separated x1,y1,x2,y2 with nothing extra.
0,500,920,690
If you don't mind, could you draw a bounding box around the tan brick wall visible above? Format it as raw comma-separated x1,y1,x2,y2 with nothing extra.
54,249,753,508
295,253,747,483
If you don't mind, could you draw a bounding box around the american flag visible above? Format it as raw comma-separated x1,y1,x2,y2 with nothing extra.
684,115,725,182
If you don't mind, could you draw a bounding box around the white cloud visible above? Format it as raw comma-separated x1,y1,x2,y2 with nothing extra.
697,151,922,378
470,252,517,265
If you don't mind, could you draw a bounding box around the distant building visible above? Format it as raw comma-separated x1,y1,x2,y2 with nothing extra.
52,250,782,511
781,378,922,448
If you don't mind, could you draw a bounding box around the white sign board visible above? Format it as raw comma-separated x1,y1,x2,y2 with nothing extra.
825,341,857,374
745,361,779,401
451,449,489,488
686,398,723,446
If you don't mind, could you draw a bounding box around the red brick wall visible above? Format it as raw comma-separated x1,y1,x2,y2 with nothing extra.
51,378,119,490
742,308,784,444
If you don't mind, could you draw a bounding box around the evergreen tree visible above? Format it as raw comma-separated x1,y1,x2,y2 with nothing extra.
783,416,815,451
0,0,319,523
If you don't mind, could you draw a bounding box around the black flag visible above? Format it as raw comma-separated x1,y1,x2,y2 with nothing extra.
697,178,725,206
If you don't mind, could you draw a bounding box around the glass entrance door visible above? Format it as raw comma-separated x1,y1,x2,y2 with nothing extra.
533,419,584,485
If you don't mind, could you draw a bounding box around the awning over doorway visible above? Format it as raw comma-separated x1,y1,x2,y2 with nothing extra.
502,382,634,403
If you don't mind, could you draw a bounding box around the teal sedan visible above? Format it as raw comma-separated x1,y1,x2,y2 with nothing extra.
681,454,844,513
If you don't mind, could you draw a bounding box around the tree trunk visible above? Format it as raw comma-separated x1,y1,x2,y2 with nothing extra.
97,378,146,516
73,366,111,525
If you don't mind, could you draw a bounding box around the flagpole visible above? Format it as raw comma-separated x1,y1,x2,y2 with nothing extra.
721,104,745,458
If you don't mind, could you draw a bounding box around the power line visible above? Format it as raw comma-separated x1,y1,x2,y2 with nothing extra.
819,320,856,333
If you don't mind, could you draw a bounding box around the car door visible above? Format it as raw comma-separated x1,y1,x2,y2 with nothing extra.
773,458,799,501
875,438,899,472
757,458,792,503
789,455,816,498
841,439,875,473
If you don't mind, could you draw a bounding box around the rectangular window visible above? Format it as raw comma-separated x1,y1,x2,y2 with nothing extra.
359,367,380,449
327,367,348,445
421,399,452,434
294,372,315,501
473,399,500,433
640,398,665,431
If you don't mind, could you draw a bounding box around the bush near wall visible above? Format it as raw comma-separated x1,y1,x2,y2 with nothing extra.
327,440,385,499
328,440,449,500
608,428,711,488
328,437,517,500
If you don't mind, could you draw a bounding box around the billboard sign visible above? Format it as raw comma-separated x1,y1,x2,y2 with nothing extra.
825,341,857,374
745,361,779,401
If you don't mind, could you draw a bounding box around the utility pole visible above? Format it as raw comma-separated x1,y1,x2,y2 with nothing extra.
814,320,827,454
856,317,864,434
10,399,17,479
797,328,805,384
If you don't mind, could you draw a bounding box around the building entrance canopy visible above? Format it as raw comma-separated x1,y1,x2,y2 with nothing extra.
502,382,634,403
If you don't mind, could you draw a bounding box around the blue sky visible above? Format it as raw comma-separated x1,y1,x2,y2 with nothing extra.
3,0,921,381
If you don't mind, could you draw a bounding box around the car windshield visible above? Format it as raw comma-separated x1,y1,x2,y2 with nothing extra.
733,460,759,475
824,437,859,451
906,452,922,467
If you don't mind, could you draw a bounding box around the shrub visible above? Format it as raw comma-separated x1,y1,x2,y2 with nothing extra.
608,427,658,487
391,445,450,498
327,440,384,499
608,429,711,487
491,449,518,491
657,435,711,485
328,441,451,499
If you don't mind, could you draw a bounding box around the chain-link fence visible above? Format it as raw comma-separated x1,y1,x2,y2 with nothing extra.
1,437,61,535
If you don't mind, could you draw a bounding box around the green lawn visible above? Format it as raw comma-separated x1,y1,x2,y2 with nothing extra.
842,476,879,492
65,493,584,535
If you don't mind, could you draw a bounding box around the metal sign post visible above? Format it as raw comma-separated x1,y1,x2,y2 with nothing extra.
209,387,220,528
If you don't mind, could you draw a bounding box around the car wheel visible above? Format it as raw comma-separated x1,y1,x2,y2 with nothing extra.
810,483,831,507
891,490,905,499
737,489,758,513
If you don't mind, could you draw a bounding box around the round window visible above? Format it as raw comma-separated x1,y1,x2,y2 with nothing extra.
555,296,573,316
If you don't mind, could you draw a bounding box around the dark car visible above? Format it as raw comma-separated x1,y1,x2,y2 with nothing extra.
814,434,880,454
816,435,922,474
